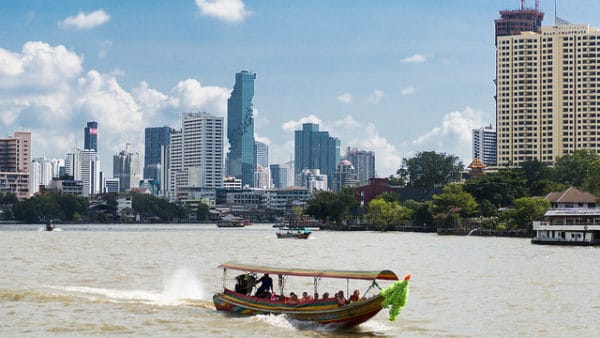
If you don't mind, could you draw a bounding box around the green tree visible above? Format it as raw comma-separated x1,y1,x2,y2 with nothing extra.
366,198,413,231
377,191,401,203
196,202,210,221
464,170,526,207
402,199,434,228
553,149,599,187
583,158,600,196
516,159,555,196
306,187,358,224
397,151,463,189
432,183,478,217
501,197,550,230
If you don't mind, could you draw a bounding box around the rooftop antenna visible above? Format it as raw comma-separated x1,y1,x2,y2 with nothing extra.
536,0,540,11
520,0,525,10
554,0,557,25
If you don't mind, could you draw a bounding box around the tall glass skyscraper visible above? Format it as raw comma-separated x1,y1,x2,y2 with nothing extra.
84,121,98,151
294,123,340,189
144,127,171,176
226,70,256,187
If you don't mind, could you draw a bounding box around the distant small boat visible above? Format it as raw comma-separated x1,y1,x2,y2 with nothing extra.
217,214,245,228
45,222,55,231
276,227,311,239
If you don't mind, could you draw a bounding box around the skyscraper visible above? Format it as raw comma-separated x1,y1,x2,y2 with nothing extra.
144,126,172,193
0,131,31,199
495,16,600,166
167,112,224,197
333,160,359,192
255,141,269,168
80,149,101,196
294,123,340,189
113,150,141,192
345,147,375,185
472,126,497,166
226,70,256,187
84,121,98,151
270,164,289,189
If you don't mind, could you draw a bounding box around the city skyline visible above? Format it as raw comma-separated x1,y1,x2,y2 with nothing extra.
2,1,600,176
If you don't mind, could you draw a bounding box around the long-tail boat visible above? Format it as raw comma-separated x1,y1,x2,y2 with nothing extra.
212,262,410,327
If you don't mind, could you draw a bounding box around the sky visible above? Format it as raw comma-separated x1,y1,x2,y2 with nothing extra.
2,0,600,177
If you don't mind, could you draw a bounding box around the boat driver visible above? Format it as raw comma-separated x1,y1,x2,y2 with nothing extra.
255,273,273,298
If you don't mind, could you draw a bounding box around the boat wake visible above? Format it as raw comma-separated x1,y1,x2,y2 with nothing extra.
47,268,209,307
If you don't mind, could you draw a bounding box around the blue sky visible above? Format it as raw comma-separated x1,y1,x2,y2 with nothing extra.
1,0,600,177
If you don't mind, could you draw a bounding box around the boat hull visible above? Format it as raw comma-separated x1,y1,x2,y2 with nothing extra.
276,232,310,239
213,289,385,327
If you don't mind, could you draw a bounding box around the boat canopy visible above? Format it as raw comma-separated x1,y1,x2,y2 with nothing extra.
218,262,399,281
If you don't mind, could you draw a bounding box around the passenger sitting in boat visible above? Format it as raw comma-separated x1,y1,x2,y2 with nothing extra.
255,274,273,298
322,292,329,299
314,292,319,300
349,289,360,303
285,292,298,304
336,290,347,306
301,291,313,302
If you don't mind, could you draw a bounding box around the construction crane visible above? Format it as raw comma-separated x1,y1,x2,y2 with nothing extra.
521,0,541,11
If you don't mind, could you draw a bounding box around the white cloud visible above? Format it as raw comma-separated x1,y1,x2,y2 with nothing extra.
411,107,488,164
401,86,415,95
98,40,112,58
170,79,230,115
336,93,352,104
281,114,321,132
195,0,250,23
59,10,111,30
368,89,384,104
0,41,231,175
400,54,427,63
0,42,82,90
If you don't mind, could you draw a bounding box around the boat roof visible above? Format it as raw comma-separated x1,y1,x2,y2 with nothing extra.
218,262,399,280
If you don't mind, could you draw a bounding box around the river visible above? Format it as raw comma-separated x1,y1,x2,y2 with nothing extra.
0,223,598,337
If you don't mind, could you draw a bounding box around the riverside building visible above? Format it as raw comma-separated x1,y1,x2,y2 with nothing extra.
496,11,600,166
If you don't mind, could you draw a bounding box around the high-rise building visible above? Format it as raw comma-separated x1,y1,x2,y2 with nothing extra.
226,70,256,187
270,164,289,189
80,149,101,196
31,158,53,193
84,121,98,151
0,131,31,199
472,126,497,166
255,141,269,168
333,160,359,192
103,177,120,193
294,123,340,189
167,112,224,198
345,147,375,185
495,17,600,166
144,126,172,193
494,3,544,43
113,150,141,191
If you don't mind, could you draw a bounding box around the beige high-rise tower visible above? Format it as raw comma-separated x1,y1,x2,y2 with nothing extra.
0,131,31,199
496,23,600,166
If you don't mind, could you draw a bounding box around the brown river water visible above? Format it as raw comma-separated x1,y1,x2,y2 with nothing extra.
0,223,598,337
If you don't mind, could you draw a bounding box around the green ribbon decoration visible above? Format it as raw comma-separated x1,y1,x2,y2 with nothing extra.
380,276,410,322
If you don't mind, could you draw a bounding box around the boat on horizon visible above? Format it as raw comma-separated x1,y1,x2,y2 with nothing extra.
212,262,410,327
276,227,311,239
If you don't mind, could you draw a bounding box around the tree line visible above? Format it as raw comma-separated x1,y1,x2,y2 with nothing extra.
306,149,600,231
